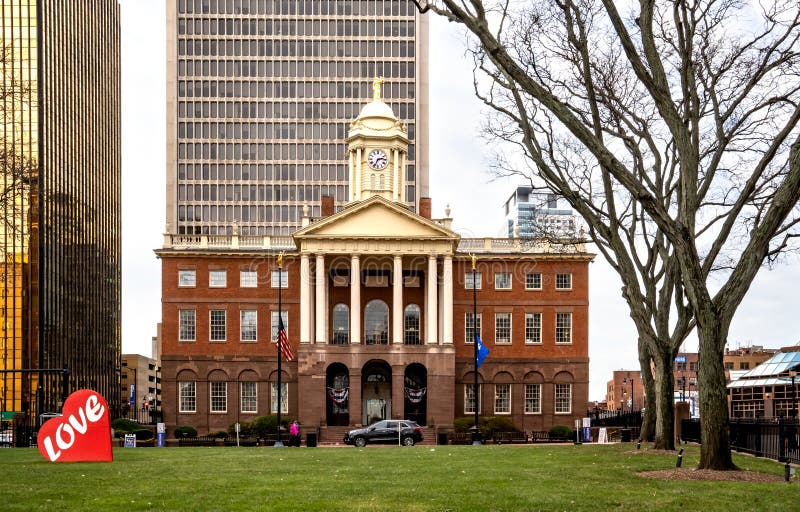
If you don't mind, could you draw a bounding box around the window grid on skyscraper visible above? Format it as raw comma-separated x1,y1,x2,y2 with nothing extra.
169,0,427,236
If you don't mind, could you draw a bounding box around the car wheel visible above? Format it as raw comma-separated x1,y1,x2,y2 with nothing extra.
354,436,367,447
402,436,415,447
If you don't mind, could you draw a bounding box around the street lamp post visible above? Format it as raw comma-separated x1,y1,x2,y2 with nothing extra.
631,378,635,413
790,370,797,421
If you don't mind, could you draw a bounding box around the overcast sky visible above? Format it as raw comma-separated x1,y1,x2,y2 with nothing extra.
120,1,799,402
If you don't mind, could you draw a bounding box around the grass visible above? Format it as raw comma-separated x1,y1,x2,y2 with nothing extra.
0,443,795,511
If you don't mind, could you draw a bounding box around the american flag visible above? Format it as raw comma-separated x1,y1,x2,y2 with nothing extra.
276,314,294,362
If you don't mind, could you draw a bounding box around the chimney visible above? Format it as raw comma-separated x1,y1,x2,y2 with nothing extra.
419,197,432,219
321,196,335,217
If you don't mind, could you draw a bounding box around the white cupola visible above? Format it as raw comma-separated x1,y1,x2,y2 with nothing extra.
345,77,409,204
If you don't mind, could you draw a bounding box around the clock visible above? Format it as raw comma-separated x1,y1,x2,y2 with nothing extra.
367,149,388,170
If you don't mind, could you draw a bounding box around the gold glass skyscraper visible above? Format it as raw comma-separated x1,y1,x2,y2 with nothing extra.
166,0,429,236
0,1,121,429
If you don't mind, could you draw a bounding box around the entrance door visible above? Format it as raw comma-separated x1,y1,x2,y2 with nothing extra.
362,360,392,425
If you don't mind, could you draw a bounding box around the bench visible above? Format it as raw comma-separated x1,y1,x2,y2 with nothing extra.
223,436,259,447
178,435,219,447
262,434,291,445
530,431,570,443
493,431,528,444
450,432,473,445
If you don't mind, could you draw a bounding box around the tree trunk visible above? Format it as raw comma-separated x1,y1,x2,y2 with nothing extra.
698,324,737,469
638,350,655,442
652,351,675,450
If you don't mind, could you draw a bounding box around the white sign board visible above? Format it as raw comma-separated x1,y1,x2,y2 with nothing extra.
124,434,136,448
598,428,608,444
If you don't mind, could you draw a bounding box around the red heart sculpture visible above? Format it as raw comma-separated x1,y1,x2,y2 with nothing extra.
37,389,113,462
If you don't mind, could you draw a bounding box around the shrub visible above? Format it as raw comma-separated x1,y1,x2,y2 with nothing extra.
453,416,520,438
231,415,290,438
549,425,573,439
209,430,228,439
111,418,140,435
132,428,154,441
173,426,198,439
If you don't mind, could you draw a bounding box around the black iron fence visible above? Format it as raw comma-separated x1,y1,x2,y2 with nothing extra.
588,409,643,428
681,419,800,464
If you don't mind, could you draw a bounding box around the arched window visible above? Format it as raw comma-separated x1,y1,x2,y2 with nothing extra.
379,174,385,189
370,174,376,189
364,299,388,345
332,303,349,344
404,304,420,345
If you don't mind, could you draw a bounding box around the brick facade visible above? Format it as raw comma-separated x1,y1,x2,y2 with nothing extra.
158,246,591,436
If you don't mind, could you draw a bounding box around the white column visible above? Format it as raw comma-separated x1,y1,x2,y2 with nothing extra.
393,149,400,202
300,254,311,343
355,148,362,200
426,255,438,344
393,255,403,344
443,255,453,344
315,254,326,343
350,255,361,344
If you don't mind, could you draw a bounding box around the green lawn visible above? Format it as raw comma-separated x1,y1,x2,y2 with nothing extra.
0,444,794,511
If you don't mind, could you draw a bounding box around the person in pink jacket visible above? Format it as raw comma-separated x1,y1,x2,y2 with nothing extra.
289,421,300,447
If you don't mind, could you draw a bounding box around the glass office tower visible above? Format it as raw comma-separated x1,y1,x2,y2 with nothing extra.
167,0,429,236
0,1,121,426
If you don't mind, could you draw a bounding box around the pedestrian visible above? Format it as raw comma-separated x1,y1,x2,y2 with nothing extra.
289,421,300,447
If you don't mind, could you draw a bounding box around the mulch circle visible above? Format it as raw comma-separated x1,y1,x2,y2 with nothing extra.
638,468,785,483
624,449,786,482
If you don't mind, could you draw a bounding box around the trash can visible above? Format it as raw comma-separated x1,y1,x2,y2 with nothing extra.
437,432,448,445
306,432,317,447
620,429,632,442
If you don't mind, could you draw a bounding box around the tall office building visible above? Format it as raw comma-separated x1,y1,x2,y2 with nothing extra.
166,0,429,236
501,186,576,239
0,1,121,428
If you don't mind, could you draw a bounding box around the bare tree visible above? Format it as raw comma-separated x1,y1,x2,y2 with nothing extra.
413,0,800,469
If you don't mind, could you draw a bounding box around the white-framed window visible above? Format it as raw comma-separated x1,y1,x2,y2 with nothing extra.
494,384,511,414
240,382,257,413
555,273,572,290
464,272,482,290
270,310,288,341
555,383,572,414
240,310,257,342
178,381,196,413
209,270,227,288
178,269,196,287
240,270,258,288
210,382,227,413
525,384,542,414
332,303,350,344
495,313,512,344
464,383,481,414
404,304,421,345
210,310,227,342
271,382,288,413
179,310,196,342
525,313,542,344
271,270,288,288
525,273,542,290
465,313,481,344
494,272,512,290
556,312,572,344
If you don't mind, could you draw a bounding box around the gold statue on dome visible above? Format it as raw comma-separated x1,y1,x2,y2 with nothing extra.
372,76,384,101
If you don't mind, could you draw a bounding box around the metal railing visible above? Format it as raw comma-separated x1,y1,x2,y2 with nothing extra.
681,419,800,464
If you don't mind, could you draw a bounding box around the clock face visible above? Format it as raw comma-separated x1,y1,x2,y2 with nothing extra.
367,149,388,170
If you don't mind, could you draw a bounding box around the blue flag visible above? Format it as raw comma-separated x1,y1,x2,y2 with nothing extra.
476,336,489,367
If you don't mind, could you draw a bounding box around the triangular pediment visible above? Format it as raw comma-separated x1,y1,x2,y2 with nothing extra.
294,196,458,241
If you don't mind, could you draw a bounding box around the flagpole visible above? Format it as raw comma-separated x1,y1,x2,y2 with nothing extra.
471,254,482,445
275,252,284,447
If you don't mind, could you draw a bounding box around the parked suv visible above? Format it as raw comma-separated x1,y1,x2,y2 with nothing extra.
344,420,423,447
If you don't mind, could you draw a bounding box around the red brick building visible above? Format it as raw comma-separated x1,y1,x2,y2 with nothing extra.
157,86,594,441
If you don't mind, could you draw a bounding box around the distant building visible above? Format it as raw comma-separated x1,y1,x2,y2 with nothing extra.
727,346,800,419
673,352,699,399
606,371,644,412
501,187,576,238
0,3,121,425
121,354,161,421
723,345,777,380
